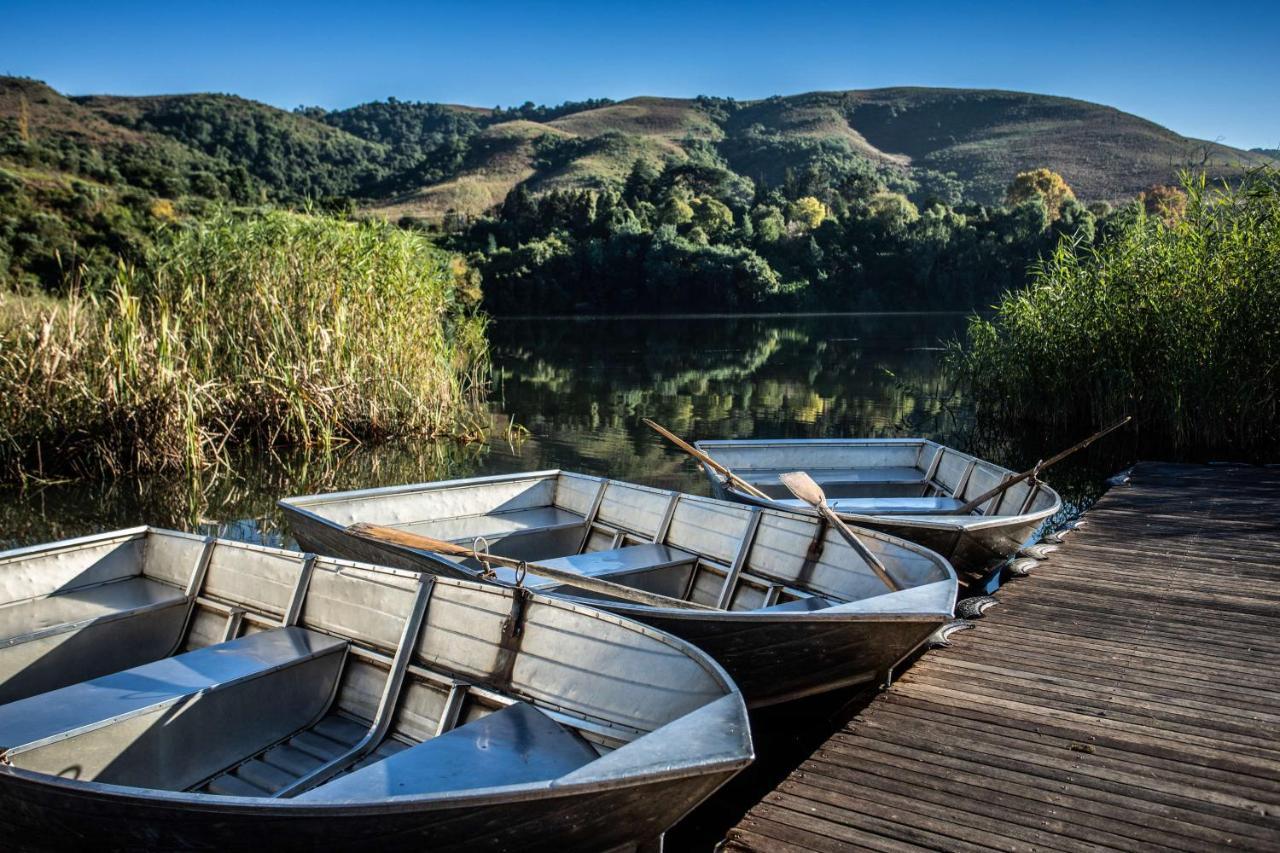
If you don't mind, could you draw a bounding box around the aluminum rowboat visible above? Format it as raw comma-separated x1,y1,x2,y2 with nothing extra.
280,471,958,708
0,527,751,851
694,438,1062,573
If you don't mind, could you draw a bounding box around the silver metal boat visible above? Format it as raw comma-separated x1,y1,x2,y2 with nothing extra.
280,471,958,708
0,527,751,852
693,438,1062,574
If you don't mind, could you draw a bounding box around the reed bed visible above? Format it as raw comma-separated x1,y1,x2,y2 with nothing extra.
953,169,1279,461
0,210,489,480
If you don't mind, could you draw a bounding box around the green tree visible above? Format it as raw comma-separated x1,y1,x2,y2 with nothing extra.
867,192,919,234
623,158,661,204
658,196,694,226
691,196,734,238
751,205,786,242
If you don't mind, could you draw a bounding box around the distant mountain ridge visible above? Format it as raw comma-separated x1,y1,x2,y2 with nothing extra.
2,75,1270,223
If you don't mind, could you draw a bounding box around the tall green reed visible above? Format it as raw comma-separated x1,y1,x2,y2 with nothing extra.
953,169,1279,461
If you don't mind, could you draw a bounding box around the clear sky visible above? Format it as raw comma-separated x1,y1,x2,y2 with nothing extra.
4,0,1278,149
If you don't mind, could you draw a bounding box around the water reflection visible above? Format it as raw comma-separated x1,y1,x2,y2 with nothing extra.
491,313,970,491
3,313,1112,550
0,441,491,550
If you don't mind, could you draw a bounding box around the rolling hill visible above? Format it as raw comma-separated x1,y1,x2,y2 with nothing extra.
2,75,1270,222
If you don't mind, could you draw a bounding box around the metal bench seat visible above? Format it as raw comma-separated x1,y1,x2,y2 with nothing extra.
0,576,191,705
300,702,597,801
0,576,186,641
773,496,965,515
475,544,699,599
755,595,834,614
744,467,927,487
395,507,584,545
0,627,348,791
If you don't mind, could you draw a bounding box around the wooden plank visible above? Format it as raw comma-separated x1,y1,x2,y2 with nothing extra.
799,744,1264,850
874,697,1280,802
724,462,1280,851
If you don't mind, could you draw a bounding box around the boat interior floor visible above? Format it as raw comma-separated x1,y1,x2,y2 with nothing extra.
744,467,927,488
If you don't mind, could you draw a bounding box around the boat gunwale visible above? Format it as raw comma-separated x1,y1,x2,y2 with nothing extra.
278,470,565,510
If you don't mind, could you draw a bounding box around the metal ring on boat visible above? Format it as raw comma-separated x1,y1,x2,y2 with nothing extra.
472,536,495,579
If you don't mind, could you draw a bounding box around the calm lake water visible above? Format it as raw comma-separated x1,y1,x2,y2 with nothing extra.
1,312,1106,550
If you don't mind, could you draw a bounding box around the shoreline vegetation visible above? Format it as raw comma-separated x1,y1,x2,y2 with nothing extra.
0,210,489,481
953,170,1279,462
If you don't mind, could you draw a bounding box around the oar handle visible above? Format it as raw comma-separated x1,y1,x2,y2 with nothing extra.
348,523,714,611
642,419,772,500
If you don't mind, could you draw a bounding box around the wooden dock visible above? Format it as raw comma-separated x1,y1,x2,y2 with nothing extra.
723,462,1280,852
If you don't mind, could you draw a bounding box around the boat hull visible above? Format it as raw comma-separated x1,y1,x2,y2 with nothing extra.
0,766,732,852
620,608,942,707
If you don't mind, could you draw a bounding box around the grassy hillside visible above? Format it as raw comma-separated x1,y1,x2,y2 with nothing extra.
362,87,1267,219
5,75,1265,224
3,74,1270,305
839,88,1271,202
1,77,257,199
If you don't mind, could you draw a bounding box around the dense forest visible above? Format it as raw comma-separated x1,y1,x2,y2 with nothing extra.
453,154,1113,311
2,75,1274,312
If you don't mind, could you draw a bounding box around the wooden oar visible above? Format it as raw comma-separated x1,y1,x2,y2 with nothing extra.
347,522,713,611
642,418,772,500
949,416,1132,515
777,471,901,592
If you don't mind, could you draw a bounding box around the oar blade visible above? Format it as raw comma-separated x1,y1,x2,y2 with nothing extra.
779,470,826,507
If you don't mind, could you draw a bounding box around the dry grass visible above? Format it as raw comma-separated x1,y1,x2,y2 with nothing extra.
548,97,722,143
0,209,489,480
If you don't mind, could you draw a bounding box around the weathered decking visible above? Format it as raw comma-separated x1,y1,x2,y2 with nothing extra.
724,462,1280,852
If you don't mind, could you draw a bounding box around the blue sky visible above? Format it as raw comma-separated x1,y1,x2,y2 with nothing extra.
4,0,1278,149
